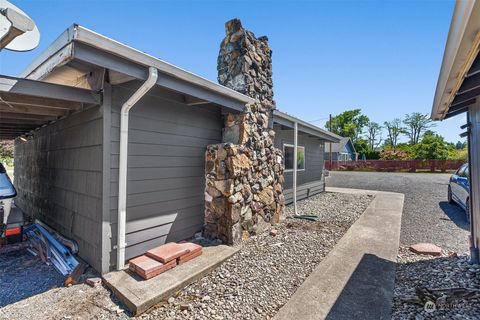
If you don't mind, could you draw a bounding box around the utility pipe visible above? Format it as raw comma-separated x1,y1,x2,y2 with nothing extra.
293,121,298,216
117,67,158,270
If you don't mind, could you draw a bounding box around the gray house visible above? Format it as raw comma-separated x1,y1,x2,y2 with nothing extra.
3,25,338,274
273,111,339,203
324,137,358,161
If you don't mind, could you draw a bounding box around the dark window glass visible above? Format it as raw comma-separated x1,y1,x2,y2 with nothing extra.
284,146,294,170
283,145,305,170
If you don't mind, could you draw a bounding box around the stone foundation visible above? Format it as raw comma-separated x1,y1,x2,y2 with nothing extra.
204,18,285,244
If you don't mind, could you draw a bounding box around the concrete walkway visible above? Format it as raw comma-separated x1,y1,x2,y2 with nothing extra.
274,187,404,320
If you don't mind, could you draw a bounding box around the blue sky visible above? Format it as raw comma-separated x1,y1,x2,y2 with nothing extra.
0,0,464,143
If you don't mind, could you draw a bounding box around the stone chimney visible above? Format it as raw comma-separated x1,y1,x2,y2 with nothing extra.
217,19,274,108
204,19,284,244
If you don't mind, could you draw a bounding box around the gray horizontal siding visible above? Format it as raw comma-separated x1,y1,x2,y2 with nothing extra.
14,106,104,270
108,84,222,264
284,180,325,204
274,124,326,190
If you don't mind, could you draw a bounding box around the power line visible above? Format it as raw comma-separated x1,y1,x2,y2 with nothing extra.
308,117,329,123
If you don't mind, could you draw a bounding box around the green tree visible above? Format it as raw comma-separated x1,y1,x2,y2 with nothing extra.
325,109,369,143
0,140,13,165
365,121,383,151
455,140,467,149
383,118,404,151
403,112,434,145
448,149,468,162
380,148,409,160
354,138,369,159
411,131,453,160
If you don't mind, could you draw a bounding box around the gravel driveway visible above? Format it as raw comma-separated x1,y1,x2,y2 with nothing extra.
327,171,469,253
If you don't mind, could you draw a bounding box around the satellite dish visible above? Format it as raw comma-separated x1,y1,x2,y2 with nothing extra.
0,0,40,51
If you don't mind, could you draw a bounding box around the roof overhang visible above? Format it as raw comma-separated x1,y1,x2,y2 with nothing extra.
21,24,254,113
431,0,480,120
0,75,101,139
273,110,341,143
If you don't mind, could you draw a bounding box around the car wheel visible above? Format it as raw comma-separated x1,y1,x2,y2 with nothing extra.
448,185,454,204
466,197,471,224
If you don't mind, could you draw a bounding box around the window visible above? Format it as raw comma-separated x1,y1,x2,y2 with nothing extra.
457,164,468,177
283,144,305,171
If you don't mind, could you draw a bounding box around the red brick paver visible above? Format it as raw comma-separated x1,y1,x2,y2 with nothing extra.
129,255,177,280
409,243,442,256
178,250,202,265
146,242,190,263
178,242,202,254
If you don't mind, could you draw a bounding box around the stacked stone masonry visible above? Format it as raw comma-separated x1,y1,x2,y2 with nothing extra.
204,18,285,244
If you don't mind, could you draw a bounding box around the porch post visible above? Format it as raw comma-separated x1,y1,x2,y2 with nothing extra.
469,101,480,264
293,121,298,216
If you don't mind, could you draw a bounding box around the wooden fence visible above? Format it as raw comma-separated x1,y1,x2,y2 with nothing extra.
324,160,465,173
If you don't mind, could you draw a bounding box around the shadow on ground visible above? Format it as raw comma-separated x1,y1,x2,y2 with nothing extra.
324,252,480,319
0,249,64,307
325,254,396,320
439,201,470,231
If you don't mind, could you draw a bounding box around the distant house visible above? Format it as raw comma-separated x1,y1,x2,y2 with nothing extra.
324,137,358,161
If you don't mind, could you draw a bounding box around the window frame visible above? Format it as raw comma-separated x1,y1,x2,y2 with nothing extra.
283,143,306,172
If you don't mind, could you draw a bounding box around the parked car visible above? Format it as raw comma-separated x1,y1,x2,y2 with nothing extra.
448,163,470,222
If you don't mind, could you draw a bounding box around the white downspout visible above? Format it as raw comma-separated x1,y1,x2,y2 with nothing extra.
117,67,158,270
293,121,298,216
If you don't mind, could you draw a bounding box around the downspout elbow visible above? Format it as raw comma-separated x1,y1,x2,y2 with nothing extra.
120,67,159,114
117,67,158,270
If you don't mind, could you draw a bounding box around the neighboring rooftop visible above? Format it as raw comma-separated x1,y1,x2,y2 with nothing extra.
324,137,356,153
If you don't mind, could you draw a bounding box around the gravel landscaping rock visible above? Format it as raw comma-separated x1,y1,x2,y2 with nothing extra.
0,192,371,319
144,192,371,320
284,192,373,225
0,249,64,308
392,247,480,320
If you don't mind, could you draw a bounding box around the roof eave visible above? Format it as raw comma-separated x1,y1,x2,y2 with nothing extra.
431,0,480,120
21,24,254,108
273,110,341,143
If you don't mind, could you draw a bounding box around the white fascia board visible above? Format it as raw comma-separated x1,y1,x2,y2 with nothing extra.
431,0,480,120
273,110,341,143
21,24,254,106
21,25,76,78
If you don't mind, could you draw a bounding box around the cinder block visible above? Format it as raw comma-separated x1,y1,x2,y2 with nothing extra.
146,242,190,263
